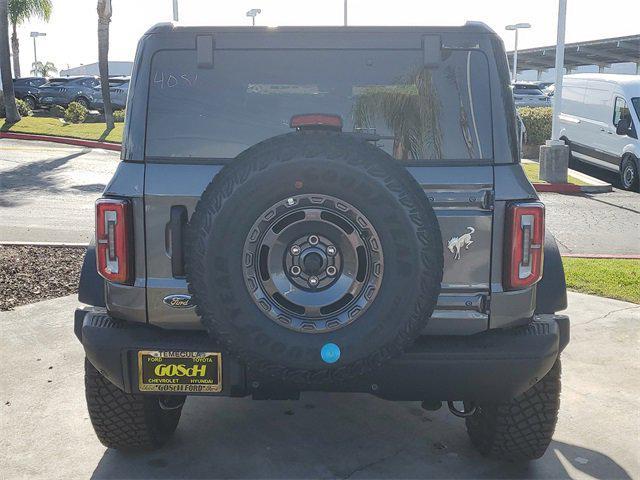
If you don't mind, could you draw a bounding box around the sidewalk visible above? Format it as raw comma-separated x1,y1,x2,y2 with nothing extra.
1,292,638,479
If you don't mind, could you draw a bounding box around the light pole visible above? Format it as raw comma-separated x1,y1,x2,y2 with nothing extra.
539,0,569,184
505,23,531,83
344,0,347,26
30,31,46,66
172,0,179,21
551,0,567,141
246,8,262,26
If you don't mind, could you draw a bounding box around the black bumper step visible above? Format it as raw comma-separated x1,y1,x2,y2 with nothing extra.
75,308,568,402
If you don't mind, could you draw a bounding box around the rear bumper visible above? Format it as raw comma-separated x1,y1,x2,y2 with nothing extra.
75,308,569,402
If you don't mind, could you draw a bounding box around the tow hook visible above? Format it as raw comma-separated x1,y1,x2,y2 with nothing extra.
159,396,186,411
447,401,477,418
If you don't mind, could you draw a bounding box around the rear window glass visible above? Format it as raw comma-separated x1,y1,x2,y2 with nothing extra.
44,78,71,86
146,48,492,162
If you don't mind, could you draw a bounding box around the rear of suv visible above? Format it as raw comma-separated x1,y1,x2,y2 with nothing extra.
76,23,569,461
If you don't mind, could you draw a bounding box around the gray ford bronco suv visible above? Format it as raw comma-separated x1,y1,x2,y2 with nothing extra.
75,22,569,461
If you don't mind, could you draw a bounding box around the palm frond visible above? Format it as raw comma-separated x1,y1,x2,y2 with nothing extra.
8,0,53,26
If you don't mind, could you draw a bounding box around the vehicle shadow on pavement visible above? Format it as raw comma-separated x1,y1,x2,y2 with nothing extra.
89,394,631,479
0,149,89,207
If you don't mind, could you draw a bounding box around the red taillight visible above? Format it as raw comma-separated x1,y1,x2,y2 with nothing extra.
505,202,545,290
96,198,133,284
290,113,343,131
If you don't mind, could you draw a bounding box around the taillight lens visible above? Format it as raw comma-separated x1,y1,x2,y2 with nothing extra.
96,198,133,284
505,201,545,290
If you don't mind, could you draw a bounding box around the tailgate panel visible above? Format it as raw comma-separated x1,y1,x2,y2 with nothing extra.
144,163,494,334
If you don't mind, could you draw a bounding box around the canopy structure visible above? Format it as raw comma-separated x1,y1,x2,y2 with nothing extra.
508,34,640,77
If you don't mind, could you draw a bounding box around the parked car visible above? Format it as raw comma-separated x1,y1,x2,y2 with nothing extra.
559,73,640,191
512,82,552,107
12,76,48,109
90,77,130,111
76,22,569,461
37,76,100,109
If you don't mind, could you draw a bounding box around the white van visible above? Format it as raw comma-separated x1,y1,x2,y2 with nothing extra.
559,74,640,191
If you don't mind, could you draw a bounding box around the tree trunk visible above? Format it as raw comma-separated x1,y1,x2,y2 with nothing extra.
1,0,21,122
98,17,113,129
10,22,19,78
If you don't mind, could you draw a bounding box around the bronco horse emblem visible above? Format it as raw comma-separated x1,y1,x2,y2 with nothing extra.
447,227,475,260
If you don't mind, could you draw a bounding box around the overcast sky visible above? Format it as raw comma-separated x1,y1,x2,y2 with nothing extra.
11,0,640,74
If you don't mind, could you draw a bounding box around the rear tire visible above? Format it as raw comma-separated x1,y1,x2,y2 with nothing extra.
465,360,561,462
620,156,640,192
84,359,183,451
23,95,36,110
74,97,90,109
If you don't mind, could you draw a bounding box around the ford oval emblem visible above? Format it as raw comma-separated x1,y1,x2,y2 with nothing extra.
163,294,194,309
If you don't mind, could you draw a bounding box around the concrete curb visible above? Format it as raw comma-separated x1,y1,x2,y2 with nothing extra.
562,253,640,260
3,243,637,259
533,182,582,193
523,159,612,194
0,131,121,152
0,241,89,248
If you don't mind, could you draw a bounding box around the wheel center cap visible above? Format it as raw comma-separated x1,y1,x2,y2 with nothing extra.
302,251,324,275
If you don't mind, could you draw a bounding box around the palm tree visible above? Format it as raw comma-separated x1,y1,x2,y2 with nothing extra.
353,67,443,161
8,0,52,78
97,0,113,128
1,0,20,122
30,59,55,76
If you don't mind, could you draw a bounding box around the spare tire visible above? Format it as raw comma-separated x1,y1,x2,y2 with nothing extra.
186,132,443,384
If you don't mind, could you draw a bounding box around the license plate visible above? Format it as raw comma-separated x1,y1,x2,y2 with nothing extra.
137,350,222,393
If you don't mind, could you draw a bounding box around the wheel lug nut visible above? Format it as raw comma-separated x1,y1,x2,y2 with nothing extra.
290,245,301,255
290,265,301,276
326,266,337,276
327,245,336,256
308,235,319,246
308,276,319,287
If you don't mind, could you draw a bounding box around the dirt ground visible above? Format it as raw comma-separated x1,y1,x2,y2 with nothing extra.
0,245,84,311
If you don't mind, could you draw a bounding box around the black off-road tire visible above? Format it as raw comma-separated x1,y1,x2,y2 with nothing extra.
84,359,183,451
186,132,443,385
465,360,561,461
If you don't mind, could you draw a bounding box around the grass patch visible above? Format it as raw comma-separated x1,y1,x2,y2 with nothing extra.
522,162,587,186
563,257,640,304
0,117,122,143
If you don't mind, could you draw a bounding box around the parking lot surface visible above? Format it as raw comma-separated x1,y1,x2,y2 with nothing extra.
540,190,640,255
1,292,638,479
0,139,119,243
0,139,637,254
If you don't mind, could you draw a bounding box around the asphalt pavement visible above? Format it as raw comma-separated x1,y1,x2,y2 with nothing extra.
1,292,638,479
0,139,118,243
0,138,638,254
540,190,640,255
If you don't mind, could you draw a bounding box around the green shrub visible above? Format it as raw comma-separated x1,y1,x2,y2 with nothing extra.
517,107,552,146
49,104,66,118
15,99,33,117
113,109,125,123
0,91,33,118
64,101,88,124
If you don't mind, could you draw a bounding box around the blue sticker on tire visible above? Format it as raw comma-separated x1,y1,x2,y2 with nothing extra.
321,343,341,364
